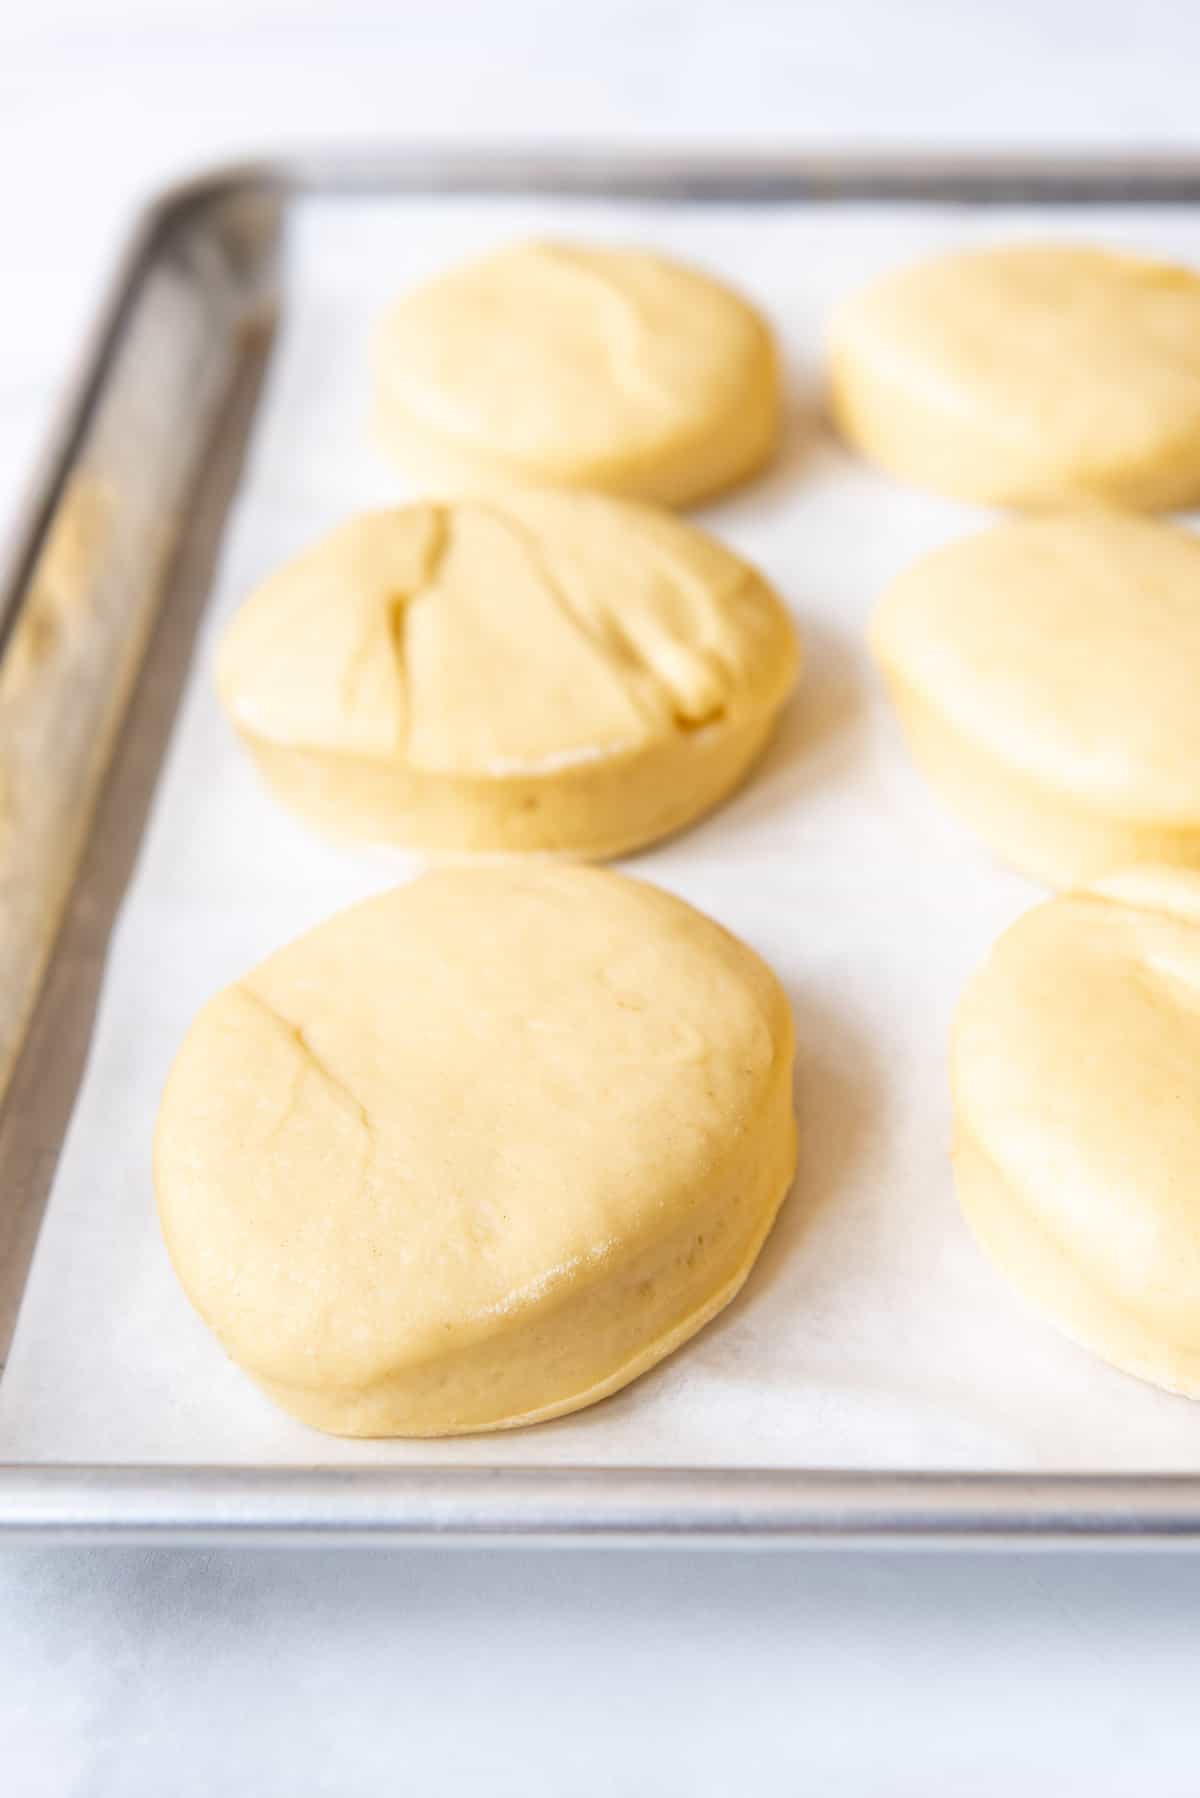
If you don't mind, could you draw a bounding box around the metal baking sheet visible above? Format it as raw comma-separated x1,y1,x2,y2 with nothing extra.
5,151,1200,1546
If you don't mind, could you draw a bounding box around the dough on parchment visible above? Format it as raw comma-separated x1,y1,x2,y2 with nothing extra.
952,866,1200,1398
829,242,1200,510
155,864,798,1437
374,240,781,508
870,511,1200,887
216,489,799,859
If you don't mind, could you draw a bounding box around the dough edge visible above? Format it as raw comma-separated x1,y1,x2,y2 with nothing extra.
213,1048,798,1437
874,663,1200,887
233,699,790,860
953,1120,1200,1400
828,251,1200,511
374,343,780,509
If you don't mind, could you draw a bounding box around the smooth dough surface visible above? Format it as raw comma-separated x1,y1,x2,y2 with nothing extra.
952,867,1200,1398
216,490,798,858
829,242,1200,509
870,512,1200,887
155,865,798,1437
374,240,780,507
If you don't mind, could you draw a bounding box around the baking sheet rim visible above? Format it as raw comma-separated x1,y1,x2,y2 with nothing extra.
7,147,1200,1544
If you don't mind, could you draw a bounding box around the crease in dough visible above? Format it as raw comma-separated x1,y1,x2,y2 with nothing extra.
529,242,684,415
239,985,373,1137
217,490,799,857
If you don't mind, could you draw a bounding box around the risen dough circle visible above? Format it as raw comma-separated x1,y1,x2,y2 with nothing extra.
953,867,1200,1398
870,512,1200,887
155,865,798,1437
216,490,798,858
374,240,780,507
829,243,1200,510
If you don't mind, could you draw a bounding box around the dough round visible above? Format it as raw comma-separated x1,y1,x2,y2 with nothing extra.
216,490,798,859
870,512,1200,887
373,240,780,507
829,242,1200,509
155,864,797,1437
952,866,1200,1398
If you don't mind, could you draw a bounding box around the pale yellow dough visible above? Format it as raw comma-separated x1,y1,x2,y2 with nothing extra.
829,242,1200,509
155,865,797,1436
374,240,780,507
870,512,1200,887
952,867,1200,1398
216,491,798,858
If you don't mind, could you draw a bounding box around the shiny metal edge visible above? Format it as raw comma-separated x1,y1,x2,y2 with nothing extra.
6,148,1200,1546
144,143,1200,210
0,182,282,1347
2,1467,1200,1553
2,1465,1200,1548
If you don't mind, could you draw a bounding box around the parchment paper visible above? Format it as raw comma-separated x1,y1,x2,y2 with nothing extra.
5,194,1200,1470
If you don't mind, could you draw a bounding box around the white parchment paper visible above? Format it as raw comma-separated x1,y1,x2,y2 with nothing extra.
4,194,1200,1470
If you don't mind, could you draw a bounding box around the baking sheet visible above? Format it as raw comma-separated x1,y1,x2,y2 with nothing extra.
4,192,1200,1473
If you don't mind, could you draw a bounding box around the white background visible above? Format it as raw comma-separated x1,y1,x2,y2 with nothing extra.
5,2,1200,1791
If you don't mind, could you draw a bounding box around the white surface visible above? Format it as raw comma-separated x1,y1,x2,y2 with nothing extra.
6,1546,1200,1798
6,2,1200,1793
13,196,1200,1479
